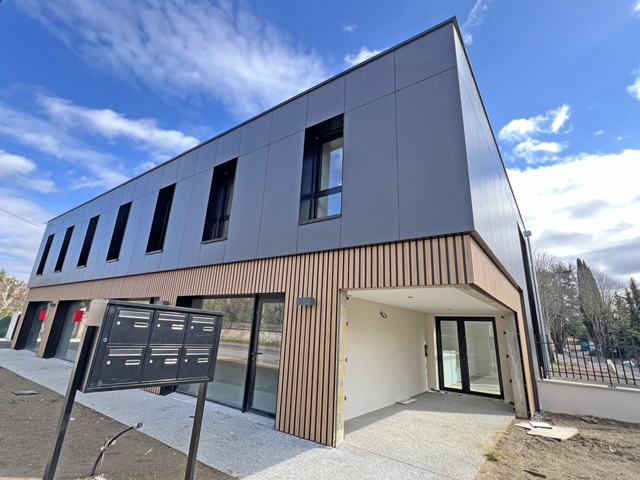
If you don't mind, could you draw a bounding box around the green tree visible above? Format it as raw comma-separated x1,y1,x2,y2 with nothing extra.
0,268,28,317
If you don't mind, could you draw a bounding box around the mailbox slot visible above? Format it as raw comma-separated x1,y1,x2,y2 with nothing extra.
150,312,187,345
178,347,213,380
142,347,181,382
107,309,153,345
185,315,219,345
96,347,146,386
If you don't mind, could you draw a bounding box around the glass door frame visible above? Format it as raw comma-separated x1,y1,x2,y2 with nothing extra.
243,293,284,418
435,317,504,399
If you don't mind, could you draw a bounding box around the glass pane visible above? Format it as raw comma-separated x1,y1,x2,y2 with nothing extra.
465,321,501,395
25,303,48,352
320,137,343,190
250,301,283,415
440,321,462,390
199,297,254,408
316,192,341,218
54,301,91,362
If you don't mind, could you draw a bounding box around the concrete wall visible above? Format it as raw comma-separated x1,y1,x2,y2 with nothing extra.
28,21,475,289
538,379,640,424
343,297,427,420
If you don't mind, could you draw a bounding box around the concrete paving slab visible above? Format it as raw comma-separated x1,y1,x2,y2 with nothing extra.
344,391,515,479
0,349,509,479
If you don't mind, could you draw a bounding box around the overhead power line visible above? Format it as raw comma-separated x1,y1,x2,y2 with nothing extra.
0,207,46,230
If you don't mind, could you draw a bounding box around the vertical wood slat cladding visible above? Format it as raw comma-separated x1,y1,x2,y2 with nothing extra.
24,233,496,446
467,237,535,416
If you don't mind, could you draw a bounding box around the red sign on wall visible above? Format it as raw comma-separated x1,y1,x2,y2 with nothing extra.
38,310,46,321
72,310,84,322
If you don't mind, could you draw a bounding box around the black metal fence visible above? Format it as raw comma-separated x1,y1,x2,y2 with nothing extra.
538,339,640,388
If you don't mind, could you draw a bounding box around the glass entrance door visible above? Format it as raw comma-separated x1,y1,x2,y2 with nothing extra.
436,318,503,398
246,297,283,416
25,303,48,352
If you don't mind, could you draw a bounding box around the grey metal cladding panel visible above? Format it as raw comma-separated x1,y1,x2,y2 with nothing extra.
222,147,268,263
216,129,242,165
257,133,304,258
27,225,55,287
396,68,473,240
270,95,308,143
88,207,119,280
199,238,225,266
395,23,456,91
108,186,125,212
297,217,341,254
67,220,89,283
158,176,193,272
306,77,345,127
134,173,151,200
178,149,198,181
122,179,137,204
177,169,210,269
112,199,145,277
142,249,162,274
345,53,395,112
126,194,157,275
90,195,106,218
239,113,273,156
341,94,399,247
195,141,219,174
146,166,165,195
43,232,65,283
160,157,181,188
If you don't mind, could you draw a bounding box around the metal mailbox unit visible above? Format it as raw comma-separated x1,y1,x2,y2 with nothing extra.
44,300,224,480
79,300,223,392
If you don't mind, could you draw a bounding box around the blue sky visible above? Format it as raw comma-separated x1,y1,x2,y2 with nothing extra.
0,0,638,283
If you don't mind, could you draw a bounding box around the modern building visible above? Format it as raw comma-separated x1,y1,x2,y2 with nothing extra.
12,18,543,447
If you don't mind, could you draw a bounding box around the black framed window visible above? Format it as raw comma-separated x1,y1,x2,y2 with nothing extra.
202,159,237,242
36,234,54,276
106,202,132,261
77,215,99,268
146,183,176,253
299,114,344,222
54,226,74,272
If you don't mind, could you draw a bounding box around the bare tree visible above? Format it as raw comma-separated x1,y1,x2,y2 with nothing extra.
0,269,28,317
576,259,624,354
533,249,580,350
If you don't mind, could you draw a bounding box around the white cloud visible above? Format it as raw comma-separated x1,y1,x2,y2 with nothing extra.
498,104,571,164
0,151,36,176
0,190,53,281
634,1,640,15
38,95,199,160
594,130,604,136
0,102,127,190
508,149,640,280
342,24,357,33
17,0,329,118
344,47,382,67
627,76,640,100
461,0,493,45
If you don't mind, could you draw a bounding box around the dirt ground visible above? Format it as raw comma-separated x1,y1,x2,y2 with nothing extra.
477,412,640,479
0,366,236,480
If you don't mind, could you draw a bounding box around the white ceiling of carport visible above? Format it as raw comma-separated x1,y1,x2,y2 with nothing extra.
347,286,501,315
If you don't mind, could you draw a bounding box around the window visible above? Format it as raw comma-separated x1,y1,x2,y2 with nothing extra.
202,159,237,242
106,202,132,261
36,234,55,276
77,215,99,268
146,184,176,253
54,226,74,272
299,114,344,222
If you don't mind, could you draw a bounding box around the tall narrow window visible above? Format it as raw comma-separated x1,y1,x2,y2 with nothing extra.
36,234,55,276
299,114,344,222
54,226,74,272
106,202,132,261
77,215,99,267
202,159,237,242
146,184,176,253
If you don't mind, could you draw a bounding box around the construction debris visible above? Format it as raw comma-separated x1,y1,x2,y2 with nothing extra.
527,426,578,441
11,390,38,396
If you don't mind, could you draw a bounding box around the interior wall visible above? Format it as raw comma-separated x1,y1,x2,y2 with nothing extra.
344,297,427,420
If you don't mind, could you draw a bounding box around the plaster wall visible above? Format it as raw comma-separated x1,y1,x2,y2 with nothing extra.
343,297,427,420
